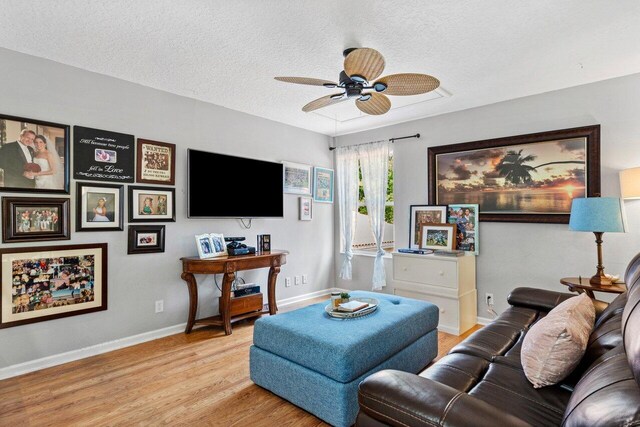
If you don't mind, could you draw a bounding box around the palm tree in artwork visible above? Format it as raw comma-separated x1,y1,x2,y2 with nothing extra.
495,149,584,185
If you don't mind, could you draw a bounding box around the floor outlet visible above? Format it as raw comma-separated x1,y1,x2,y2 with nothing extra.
155,300,164,313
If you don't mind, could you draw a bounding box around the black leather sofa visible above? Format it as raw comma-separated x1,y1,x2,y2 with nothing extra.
357,253,640,426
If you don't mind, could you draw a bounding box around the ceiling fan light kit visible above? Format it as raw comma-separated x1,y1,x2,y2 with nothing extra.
275,47,440,116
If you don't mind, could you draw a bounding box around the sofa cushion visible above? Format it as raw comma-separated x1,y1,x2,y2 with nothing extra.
521,293,595,388
419,353,490,392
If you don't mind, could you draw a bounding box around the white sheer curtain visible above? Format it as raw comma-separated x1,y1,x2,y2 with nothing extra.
335,145,359,280
358,141,389,290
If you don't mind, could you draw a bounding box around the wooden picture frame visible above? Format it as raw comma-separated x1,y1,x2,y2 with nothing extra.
76,182,124,232
73,126,135,183
2,197,70,243
428,125,601,223
128,225,166,254
0,113,70,194
283,162,312,195
195,233,227,259
136,138,176,185
313,167,334,203
409,205,448,249
419,223,457,251
0,243,108,329
128,186,176,222
447,204,479,255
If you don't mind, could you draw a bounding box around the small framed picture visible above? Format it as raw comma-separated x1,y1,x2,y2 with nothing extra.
299,196,312,221
257,234,271,252
419,223,457,251
313,167,334,203
76,182,124,232
2,197,70,243
409,205,448,249
128,225,165,254
136,138,176,185
447,204,479,255
128,186,175,222
283,161,312,195
195,233,227,259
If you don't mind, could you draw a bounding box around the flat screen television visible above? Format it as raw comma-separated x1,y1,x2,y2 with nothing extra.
187,149,284,218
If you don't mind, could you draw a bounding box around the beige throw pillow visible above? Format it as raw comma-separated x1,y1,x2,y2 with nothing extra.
521,293,595,388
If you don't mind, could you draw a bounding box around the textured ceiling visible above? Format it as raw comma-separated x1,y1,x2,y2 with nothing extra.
1,1,640,136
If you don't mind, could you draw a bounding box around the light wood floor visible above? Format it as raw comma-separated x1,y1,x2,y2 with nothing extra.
0,297,481,426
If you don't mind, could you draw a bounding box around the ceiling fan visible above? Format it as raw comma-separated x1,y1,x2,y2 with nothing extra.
275,47,440,116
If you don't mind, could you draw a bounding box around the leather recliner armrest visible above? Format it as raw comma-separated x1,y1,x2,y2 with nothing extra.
358,370,530,427
507,287,574,312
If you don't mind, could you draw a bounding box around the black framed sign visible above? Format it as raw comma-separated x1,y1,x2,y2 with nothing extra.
73,126,135,183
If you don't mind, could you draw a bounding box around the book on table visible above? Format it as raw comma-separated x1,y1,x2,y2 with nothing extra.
336,300,369,313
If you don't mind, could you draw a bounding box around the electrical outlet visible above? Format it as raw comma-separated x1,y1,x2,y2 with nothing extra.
285,277,292,287
302,274,308,284
294,276,301,286
155,300,164,313
485,293,494,307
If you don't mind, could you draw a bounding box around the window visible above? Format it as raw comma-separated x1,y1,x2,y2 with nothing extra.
352,152,394,252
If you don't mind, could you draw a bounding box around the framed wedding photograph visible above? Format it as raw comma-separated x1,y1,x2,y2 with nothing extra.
0,243,108,329
313,167,334,203
136,138,176,185
2,197,70,243
419,223,457,251
128,225,165,254
128,186,175,222
299,196,312,221
195,233,227,259
428,125,601,223
283,161,312,195
76,182,124,232
0,113,70,194
409,205,448,249
448,204,479,255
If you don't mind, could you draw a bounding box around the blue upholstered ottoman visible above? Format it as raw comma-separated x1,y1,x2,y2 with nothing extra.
250,291,438,427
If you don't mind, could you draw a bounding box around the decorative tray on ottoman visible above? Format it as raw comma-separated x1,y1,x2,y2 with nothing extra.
325,297,379,319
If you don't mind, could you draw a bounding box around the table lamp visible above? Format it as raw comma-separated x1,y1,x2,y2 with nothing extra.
620,167,640,199
569,197,626,285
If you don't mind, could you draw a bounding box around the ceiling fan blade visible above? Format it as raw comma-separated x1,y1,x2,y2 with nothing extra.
344,48,386,82
356,92,391,115
375,73,440,96
302,93,347,112
275,77,338,87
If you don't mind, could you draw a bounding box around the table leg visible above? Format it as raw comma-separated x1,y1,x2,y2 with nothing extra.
585,289,596,299
268,265,280,315
221,272,235,335
181,272,198,334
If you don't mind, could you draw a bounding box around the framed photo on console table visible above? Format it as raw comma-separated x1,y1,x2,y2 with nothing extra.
428,125,601,223
76,182,124,232
0,113,70,194
128,225,165,254
0,243,108,329
128,186,175,222
2,197,70,243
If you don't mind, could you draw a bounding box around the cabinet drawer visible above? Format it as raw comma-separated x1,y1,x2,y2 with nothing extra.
394,288,458,330
393,256,457,288
222,293,263,317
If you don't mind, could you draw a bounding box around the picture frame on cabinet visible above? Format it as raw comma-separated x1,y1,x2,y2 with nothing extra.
408,205,448,249
418,223,457,251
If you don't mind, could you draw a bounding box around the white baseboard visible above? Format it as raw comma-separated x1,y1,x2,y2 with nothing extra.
0,288,340,381
477,316,494,325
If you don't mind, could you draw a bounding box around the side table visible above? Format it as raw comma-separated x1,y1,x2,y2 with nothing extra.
560,277,626,299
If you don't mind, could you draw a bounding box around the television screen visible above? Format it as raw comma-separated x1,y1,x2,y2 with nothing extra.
187,149,284,218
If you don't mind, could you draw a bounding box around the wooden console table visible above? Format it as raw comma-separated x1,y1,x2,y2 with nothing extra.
560,277,626,299
180,250,288,335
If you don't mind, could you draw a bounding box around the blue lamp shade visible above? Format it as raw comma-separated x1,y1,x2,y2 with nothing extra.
569,197,627,233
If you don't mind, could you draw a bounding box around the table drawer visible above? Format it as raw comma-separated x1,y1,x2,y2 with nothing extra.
222,293,263,317
393,256,457,288
394,288,458,330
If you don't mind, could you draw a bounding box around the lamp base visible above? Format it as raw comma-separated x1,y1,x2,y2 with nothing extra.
589,274,612,286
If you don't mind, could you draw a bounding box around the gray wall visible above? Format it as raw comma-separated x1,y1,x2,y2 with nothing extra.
0,48,334,369
335,72,640,316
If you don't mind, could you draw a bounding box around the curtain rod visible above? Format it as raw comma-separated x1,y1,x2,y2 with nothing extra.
329,133,420,151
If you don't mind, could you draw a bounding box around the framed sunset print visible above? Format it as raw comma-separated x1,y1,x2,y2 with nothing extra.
428,125,600,223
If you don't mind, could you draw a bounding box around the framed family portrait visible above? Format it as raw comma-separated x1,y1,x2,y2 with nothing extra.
0,113,70,194
128,225,165,254
448,204,479,255
195,233,227,259
128,186,175,222
0,243,108,329
409,205,447,249
299,196,312,221
76,182,124,232
428,125,601,223
283,162,312,195
2,197,70,243
313,167,334,203
136,138,176,185
419,223,457,251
